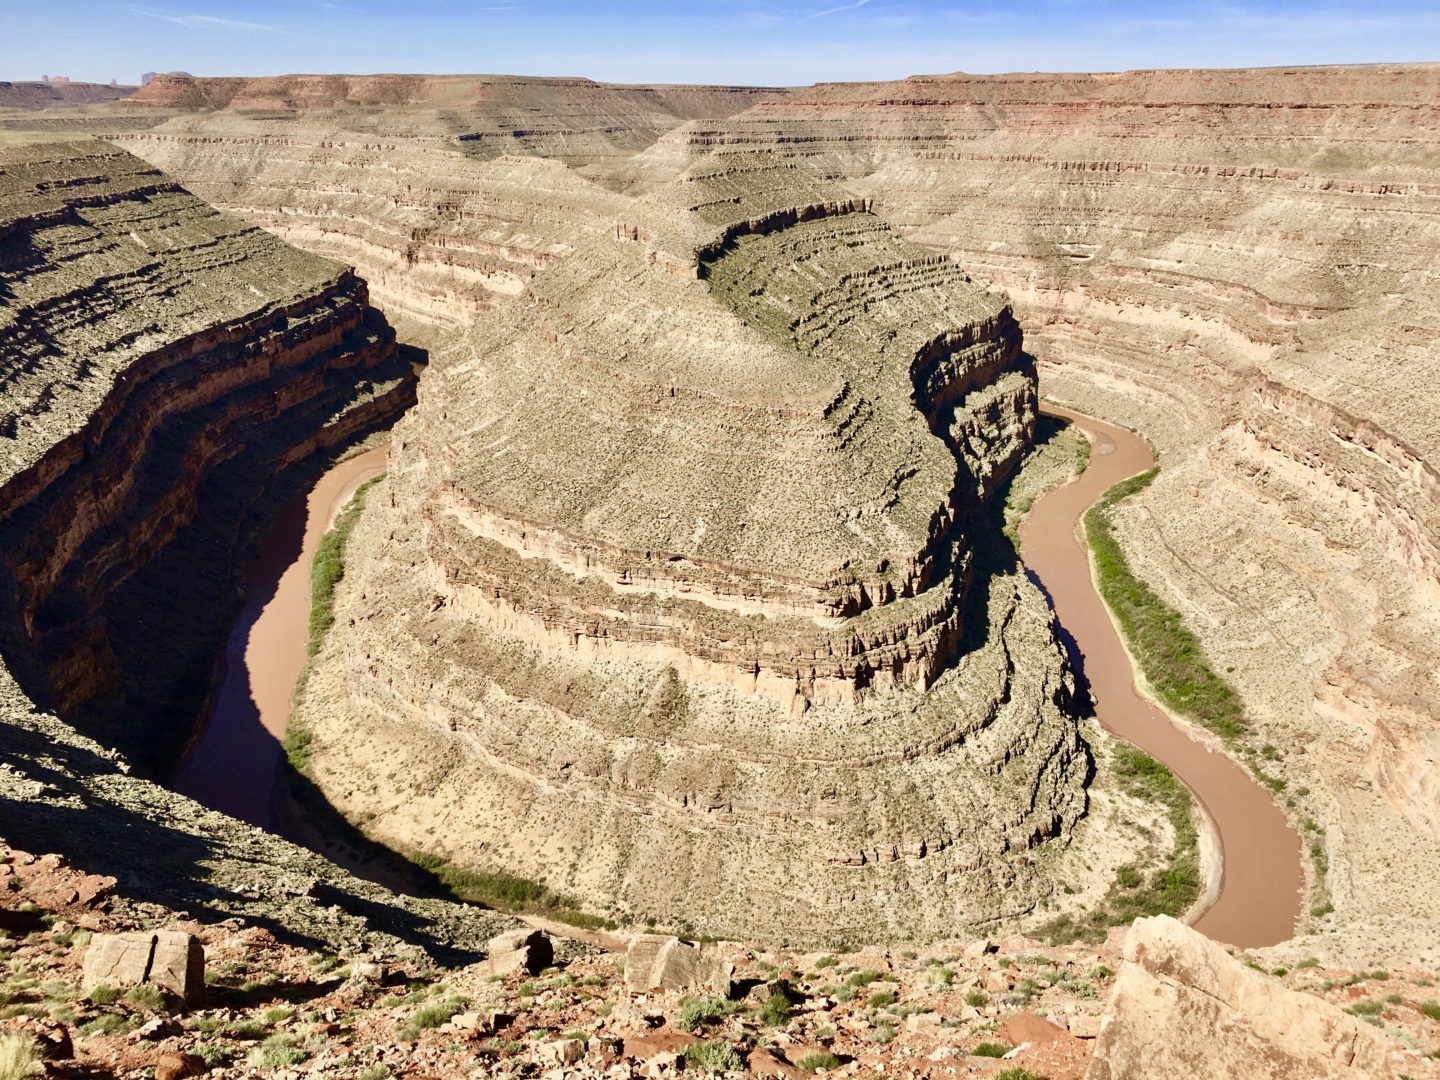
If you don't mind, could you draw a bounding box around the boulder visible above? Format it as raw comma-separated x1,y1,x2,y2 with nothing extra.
155,1051,208,1080
999,1012,1067,1046
537,1038,586,1066
81,930,204,1005
623,934,733,995
1085,916,1391,1079
486,928,553,976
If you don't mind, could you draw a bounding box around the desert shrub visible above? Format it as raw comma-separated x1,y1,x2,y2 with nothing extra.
846,970,881,988
124,985,168,1013
1347,1000,1385,1017
1420,1001,1440,1021
923,966,954,988
866,990,897,1009
867,1022,896,1044
814,956,837,969
973,1041,1011,1058
195,1042,231,1067
86,984,119,1006
677,996,737,1032
0,1035,37,1080
399,997,467,1040
965,989,987,1007
993,1070,1046,1080
248,1034,307,1067
757,993,791,1026
358,1065,391,1080
684,1039,743,1073
77,1014,127,1036
795,1051,841,1071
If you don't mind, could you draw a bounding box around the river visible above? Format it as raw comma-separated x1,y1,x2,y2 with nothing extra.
173,445,388,830
1020,404,1301,948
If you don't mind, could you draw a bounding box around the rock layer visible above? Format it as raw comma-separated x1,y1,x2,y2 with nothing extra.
0,138,412,773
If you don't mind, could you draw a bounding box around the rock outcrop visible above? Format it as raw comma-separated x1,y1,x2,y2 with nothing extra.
0,138,414,773
1086,916,1390,1079
81,930,205,1004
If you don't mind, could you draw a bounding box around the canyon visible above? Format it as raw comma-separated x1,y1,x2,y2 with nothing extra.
0,61,1436,996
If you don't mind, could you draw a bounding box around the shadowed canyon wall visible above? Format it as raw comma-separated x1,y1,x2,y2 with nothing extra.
0,138,414,775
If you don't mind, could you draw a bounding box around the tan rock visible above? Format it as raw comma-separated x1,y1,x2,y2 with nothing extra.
486,928,553,976
999,1012,1067,1046
537,1038,585,1066
154,1051,207,1080
1067,1012,1102,1039
623,935,733,995
1085,916,1391,1080
81,930,204,1004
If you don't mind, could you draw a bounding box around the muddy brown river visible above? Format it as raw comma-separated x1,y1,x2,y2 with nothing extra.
174,446,388,829
1021,404,1302,947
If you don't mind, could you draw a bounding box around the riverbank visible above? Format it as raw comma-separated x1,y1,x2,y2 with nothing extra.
1020,404,1302,948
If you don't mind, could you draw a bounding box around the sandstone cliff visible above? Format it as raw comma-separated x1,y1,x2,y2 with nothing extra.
0,137,414,775
626,64,1440,959
11,66,1437,956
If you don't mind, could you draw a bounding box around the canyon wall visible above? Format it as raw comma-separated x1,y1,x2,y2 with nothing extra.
12,66,1436,952
0,137,413,775
648,65,1440,957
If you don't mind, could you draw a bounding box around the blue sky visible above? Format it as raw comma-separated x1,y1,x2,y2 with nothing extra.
3,1,1438,87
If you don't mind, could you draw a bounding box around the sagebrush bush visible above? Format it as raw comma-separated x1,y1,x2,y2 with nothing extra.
795,1051,841,1071
684,1039,743,1073
0,1035,36,1080
248,1034,307,1067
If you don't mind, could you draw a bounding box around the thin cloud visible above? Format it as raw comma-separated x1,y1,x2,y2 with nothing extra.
133,8,276,31
798,0,872,23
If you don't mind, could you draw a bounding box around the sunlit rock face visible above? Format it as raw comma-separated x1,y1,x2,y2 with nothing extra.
20,63,1435,951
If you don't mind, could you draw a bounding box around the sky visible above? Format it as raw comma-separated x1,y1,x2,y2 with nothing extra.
2,1,1438,87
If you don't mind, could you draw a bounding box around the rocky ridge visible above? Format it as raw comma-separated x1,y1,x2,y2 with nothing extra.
2,847,1436,1079
291,154,1089,943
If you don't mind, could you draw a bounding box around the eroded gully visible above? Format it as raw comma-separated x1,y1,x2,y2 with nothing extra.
1021,404,1302,948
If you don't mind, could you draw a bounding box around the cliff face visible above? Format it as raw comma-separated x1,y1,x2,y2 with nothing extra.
645,65,1440,955
0,138,413,775
14,67,1435,953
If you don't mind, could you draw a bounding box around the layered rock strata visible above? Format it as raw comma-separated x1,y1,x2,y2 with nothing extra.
0,138,412,774
648,65,1440,956
294,160,1087,942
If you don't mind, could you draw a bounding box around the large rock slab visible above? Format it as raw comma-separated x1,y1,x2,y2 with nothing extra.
81,930,204,1005
623,935,733,995
485,927,553,976
1085,916,1390,1079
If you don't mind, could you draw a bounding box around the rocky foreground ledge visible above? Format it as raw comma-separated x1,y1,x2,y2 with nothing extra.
0,843,1432,1079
